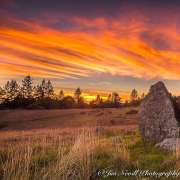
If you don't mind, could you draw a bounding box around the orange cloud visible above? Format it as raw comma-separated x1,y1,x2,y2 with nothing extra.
1,15,180,83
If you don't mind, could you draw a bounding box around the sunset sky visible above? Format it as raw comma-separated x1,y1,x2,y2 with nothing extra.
1,0,180,101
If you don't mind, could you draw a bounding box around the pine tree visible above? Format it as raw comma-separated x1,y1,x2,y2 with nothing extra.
21,75,33,99
46,80,54,98
4,80,19,102
35,79,54,99
41,79,46,97
34,79,45,99
130,89,138,102
35,84,44,99
0,86,5,104
96,94,101,104
74,87,82,103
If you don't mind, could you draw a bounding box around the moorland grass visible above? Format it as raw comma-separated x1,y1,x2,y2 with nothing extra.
0,128,178,180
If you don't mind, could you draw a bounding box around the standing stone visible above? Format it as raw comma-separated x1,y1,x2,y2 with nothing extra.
155,138,180,151
139,81,179,143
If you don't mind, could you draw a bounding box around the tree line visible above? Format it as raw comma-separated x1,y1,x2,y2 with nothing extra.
0,75,144,109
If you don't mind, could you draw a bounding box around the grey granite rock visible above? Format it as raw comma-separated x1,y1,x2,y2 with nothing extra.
156,138,180,151
139,81,179,143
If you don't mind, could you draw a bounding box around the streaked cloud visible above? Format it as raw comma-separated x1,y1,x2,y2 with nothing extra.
1,1,180,99
1,14,180,81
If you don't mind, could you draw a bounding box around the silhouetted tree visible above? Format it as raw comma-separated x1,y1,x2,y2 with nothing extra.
130,89,138,102
41,79,47,98
35,84,44,99
96,95,101,104
112,92,121,107
35,79,54,99
59,90,64,100
0,86,5,104
107,94,112,102
74,87,82,103
129,88,142,106
0,75,145,109
31,79,55,109
62,96,75,108
46,80,54,98
141,92,145,99
4,80,19,102
76,96,87,108
90,95,103,107
21,75,33,99
89,99,96,108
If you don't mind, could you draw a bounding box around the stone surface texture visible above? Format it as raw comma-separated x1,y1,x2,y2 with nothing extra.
139,81,179,143
156,138,180,151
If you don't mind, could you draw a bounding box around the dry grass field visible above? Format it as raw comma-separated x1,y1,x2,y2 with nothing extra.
0,107,179,180
0,108,138,131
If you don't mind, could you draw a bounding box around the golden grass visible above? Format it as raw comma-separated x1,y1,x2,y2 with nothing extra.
0,127,177,180
0,128,131,180
173,139,180,168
